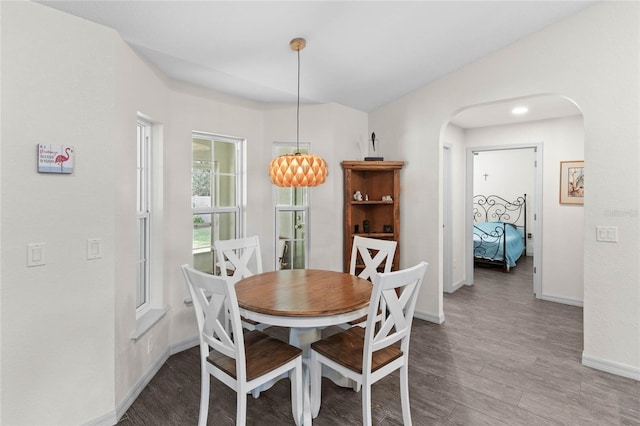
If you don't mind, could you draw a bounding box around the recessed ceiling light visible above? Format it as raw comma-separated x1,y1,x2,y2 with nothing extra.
512,106,529,115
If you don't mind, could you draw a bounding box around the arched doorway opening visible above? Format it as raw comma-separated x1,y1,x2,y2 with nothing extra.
442,94,584,308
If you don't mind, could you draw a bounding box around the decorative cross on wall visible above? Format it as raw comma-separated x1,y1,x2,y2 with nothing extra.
483,173,489,181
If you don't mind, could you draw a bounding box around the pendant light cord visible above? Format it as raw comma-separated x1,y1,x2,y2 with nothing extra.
296,47,301,153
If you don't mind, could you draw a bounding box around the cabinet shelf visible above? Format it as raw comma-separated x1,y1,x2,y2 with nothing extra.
351,233,394,238
342,160,404,273
351,201,394,205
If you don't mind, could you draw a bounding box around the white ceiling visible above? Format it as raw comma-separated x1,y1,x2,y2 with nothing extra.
37,1,591,126
451,95,582,129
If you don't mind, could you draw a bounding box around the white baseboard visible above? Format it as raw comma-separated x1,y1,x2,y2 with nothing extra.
537,293,583,307
414,309,445,324
83,410,117,426
84,336,199,426
171,335,199,355
114,348,171,422
444,279,466,293
582,352,640,381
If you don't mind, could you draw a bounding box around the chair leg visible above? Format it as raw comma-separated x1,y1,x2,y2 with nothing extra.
198,370,210,426
362,383,372,426
291,358,303,426
236,389,247,426
310,351,322,418
400,364,412,426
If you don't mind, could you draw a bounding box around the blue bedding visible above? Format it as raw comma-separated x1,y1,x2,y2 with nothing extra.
473,221,524,268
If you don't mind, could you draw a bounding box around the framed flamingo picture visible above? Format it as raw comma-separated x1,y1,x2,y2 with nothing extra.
38,144,74,174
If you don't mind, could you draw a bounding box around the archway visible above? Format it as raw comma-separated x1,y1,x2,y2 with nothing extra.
442,94,584,307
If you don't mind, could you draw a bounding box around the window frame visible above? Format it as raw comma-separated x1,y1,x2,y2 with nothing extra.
192,132,245,273
136,118,152,318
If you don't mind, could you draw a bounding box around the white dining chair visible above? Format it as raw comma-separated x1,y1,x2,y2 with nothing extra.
215,235,263,279
182,264,303,426
350,235,397,280
343,236,398,328
309,261,428,426
215,236,269,331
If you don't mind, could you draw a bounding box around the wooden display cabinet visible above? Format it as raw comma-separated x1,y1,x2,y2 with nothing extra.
342,161,404,273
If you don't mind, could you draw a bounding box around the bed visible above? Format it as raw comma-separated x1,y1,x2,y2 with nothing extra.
473,194,526,271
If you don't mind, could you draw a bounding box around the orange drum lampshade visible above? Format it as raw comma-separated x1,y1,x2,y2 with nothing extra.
269,152,328,187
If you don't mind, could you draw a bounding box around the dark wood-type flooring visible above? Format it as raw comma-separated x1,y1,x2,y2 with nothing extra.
118,257,639,425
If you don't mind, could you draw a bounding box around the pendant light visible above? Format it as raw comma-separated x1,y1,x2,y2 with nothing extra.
269,38,328,187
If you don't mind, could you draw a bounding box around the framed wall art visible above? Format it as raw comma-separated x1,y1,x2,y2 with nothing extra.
559,160,584,205
38,144,74,174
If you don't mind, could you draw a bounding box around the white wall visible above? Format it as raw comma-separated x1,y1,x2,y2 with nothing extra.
443,124,466,287
1,3,117,424
114,16,171,409
370,2,639,377
0,2,368,424
464,116,585,303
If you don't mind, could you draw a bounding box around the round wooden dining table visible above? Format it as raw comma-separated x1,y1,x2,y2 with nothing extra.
235,269,372,426
236,269,372,326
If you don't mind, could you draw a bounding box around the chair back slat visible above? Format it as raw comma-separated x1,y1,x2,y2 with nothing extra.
350,236,397,280
215,236,262,279
182,265,244,362
364,262,428,363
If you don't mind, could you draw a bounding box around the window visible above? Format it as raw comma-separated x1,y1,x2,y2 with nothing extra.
192,132,243,273
136,118,151,315
132,116,169,340
274,143,310,270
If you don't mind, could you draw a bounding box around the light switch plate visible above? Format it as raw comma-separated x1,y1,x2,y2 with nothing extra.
27,243,46,267
87,238,102,260
596,226,618,242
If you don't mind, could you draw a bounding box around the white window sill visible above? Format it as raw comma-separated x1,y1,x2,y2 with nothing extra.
131,307,170,341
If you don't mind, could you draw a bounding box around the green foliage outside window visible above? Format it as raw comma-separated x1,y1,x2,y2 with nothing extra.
192,168,211,196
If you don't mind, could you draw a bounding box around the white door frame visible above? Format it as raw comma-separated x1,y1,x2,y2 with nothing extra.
443,145,453,292
465,143,542,296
